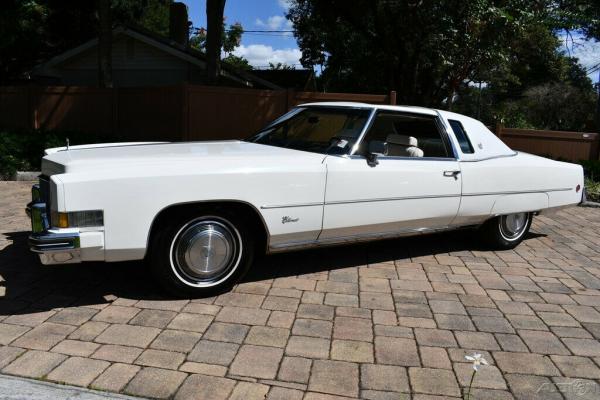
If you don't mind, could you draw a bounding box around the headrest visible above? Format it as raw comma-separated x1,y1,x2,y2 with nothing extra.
386,134,418,147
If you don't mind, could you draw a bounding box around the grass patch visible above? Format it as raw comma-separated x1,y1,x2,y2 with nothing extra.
585,177,600,202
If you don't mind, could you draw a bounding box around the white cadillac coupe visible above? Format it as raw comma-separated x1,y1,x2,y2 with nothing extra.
27,102,584,295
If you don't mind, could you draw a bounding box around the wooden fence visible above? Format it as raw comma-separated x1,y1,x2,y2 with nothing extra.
0,85,394,142
1,85,598,161
495,125,599,162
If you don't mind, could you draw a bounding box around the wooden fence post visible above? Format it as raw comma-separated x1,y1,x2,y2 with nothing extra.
27,85,35,130
590,132,600,160
389,90,397,105
181,83,189,141
112,87,119,139
495,122,504,139
286,88,295,111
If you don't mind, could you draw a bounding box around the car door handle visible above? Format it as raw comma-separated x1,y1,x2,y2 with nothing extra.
443,170,461,179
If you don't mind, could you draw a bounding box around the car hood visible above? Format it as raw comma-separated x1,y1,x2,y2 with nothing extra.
41,140,326,176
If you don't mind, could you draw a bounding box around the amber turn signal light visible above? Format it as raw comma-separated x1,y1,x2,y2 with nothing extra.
57,212,69,228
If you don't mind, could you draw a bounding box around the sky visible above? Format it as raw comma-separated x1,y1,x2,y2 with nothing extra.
186,0,301,69
185,0,599,82
559,33,600,83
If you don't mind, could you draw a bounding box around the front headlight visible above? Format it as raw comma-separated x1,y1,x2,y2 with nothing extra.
51,210,104,228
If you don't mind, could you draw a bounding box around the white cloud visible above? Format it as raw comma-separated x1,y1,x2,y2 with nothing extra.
255,15,289,30
233,44,301,68
278,0,292,10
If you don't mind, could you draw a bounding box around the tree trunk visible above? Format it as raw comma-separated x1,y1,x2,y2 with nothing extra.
97,0,112,88
206,0,226,85
596,69,600,131
447,88,455,111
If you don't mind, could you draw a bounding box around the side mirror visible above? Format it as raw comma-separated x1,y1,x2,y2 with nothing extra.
366,140,385,167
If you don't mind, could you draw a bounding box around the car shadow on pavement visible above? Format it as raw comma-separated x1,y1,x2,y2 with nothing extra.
0,229,546,313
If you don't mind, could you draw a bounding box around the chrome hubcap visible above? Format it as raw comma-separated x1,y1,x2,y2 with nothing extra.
172,218,239,283
499,213,528,240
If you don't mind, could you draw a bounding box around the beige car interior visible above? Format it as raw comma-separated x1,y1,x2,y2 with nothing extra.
385,133,424,157
363,112,449,158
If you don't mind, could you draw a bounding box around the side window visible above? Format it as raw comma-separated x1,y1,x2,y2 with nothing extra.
360,111,450,158
448,119,474,154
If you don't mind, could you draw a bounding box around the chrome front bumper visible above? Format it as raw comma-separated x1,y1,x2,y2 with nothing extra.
27,183,81,265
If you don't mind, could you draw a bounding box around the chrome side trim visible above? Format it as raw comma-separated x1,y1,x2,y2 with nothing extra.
261,193,461,209
459,152,518,162
262,189,572,210
261,202,323,210
462,188,572,197
326,193,460,205
268,223,478,253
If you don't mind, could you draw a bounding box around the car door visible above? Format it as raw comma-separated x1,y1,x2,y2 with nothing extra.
319,109,462,241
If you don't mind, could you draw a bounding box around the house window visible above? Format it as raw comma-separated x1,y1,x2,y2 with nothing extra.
448,119,474,154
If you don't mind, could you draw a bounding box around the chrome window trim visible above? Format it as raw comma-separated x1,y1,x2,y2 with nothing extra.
349,108,378,155
447,119,475,154
433,111,458,159
344,155,457,162
350,108,458,159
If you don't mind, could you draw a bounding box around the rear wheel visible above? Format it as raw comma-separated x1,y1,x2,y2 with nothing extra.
480,212,532,250
149,210,254,297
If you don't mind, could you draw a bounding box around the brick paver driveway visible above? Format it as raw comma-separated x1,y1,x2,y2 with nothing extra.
1,181,600,399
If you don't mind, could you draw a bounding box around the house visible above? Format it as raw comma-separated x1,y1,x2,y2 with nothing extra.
31,4,281,90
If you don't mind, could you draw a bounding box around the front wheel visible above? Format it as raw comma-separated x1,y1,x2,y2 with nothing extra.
148,211,254,297
480,212,532,250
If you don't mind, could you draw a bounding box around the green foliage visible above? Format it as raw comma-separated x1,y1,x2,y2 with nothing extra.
521,82,595,130
288,0,536,104
585,178,600,202
288,0,598,130
269,63,295,70
581,160,600,182
0,129,114,179
190,22,243,55
222,54,253,71
190,21,251,69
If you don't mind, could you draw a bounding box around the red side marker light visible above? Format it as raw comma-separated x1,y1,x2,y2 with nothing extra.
576,184,581,193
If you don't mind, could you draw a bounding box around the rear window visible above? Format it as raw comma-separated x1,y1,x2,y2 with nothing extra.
448,119,474,154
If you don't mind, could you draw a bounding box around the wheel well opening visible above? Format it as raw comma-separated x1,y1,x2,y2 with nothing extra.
147,201,269,256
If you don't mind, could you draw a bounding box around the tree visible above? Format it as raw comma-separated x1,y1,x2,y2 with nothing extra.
205,0,226,85
269,62,295,70
453,24,596,130
97,0,112,87
288,0,537,107
523,83,595,130
223,54,252,70
190,21,250,71
190,22,243,55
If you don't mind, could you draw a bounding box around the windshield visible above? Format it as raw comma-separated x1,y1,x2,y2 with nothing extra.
247,107,372,155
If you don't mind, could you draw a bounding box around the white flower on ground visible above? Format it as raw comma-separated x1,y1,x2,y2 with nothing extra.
465,353,489,371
